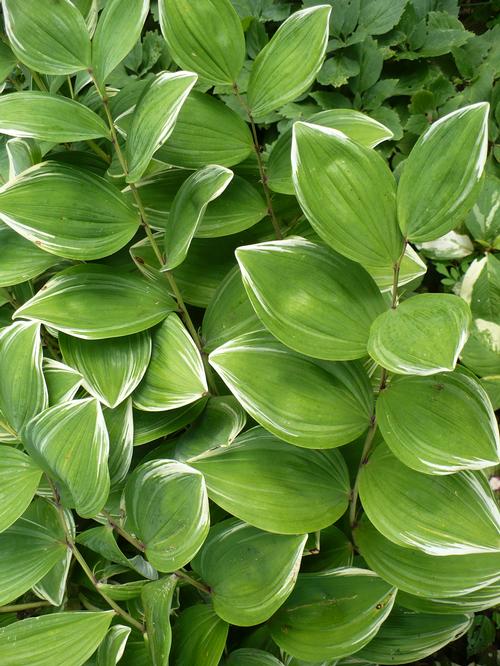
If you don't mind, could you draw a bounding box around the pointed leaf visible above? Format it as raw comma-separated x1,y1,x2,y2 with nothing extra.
159,0,245,85
14,264,176,339
0,447,42,533
33,508,74,607
359,444,500,555
163,165,233,270
247,6,331,118
23,398,110,518
124,459,210,571
2,0,91,74
192,518,306,625
60,331,151,408
269,568,396,662
142,576,177,666
237,238,387,360
133,314,207,412
368,293,471,375
292,121,403,268
133,399,207,446
209,331,373,448
377,370,500,474
189,426,350,534
0,92,110,142
0,321,47,433
0,611,113,666
103,399,134,486
43,358,82,406
0,163,140,260
171,604,228,666
96,625,131,666
126,71,198,183
398,103,489,242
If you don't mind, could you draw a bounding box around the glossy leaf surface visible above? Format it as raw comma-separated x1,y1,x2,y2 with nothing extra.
0,447,42,533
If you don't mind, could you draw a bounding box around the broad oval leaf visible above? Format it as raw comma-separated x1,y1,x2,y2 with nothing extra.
126,71,198,183
0,611,113,666
237,238,387,360
171,604,228,666
14,264,176,339
0,447,42,533
91,0,150,86
3,0,92,74
163,165,233,270
368,293,471,375
247,6,331,118
159,0,245,85
0,223,61,288
268,108,393,195
377,370,500,474
23,398,110,518
356,607,472,665
292,121,403,268
124,459,210,571
269,568,396,662
225,650,283,666
359,444,500,555
60,331,152,408
142,575,177,666
192,518,306,625
133,314,207,411
0,163,140,260
157,91,253,169
0,498,68,606
0,320,47,434
398,103,489,242
209,331,373,448
0,92,110,142
398,583,500,615
355,517,500,598
189,426,350,534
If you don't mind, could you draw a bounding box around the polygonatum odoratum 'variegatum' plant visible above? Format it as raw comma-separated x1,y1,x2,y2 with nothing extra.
0,1,498,665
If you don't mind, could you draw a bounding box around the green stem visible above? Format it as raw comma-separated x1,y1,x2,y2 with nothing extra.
67,75,75,99
232,83,282,240
175,570,211,594
86,139,111,164
0,601,51,613
31,70,47,92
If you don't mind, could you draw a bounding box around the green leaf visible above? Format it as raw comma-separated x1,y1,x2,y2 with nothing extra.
43,358,82,406
142,575,177,666
0,447,42,533
366,244,427,293
23,398,110,518
358,444,500,555
461,319,500,377
355,517,500,598
60,331,151,408
133,399,208,446
0,223,61,288
368,293,472,375
133,314,207,411
0,163,139,260
247,6,331,118
103,399,134,486
192,518,306,625
292,121,403,268
6,136,42,179
377,370,500,474
209,331,373,448
158,0,245,85
358,0,408,35
92,0,150,86
267,108,393,195
301,524,354,573
465,175,500,246
189,426,350,534
171,604,228,666
96,625,132,666
398,582,500,615
0,92,110,142
2,0,91,74
0,498,68,606
398,103,489,242
0,611,113,666
225,650,283,665
269,568,396,662
156,91,253,169
202,266,262,353
237,238,387,360
124,459,209,571
14,264,176,339
163,165,233,270
356,606,472,664
461,255,500,325
175,395,246,462
0,321,47,433
126,71,198,183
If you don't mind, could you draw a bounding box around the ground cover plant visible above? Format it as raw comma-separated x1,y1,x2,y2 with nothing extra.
0,0,498,664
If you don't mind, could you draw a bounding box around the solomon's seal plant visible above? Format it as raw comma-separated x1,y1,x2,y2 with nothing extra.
0,1,498,665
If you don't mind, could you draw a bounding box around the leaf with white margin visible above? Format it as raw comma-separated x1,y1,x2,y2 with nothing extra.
43,358,82,406
0,447,42,533
96,625,132,666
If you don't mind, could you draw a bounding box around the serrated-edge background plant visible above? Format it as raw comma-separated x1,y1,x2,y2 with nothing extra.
0,1,498,665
